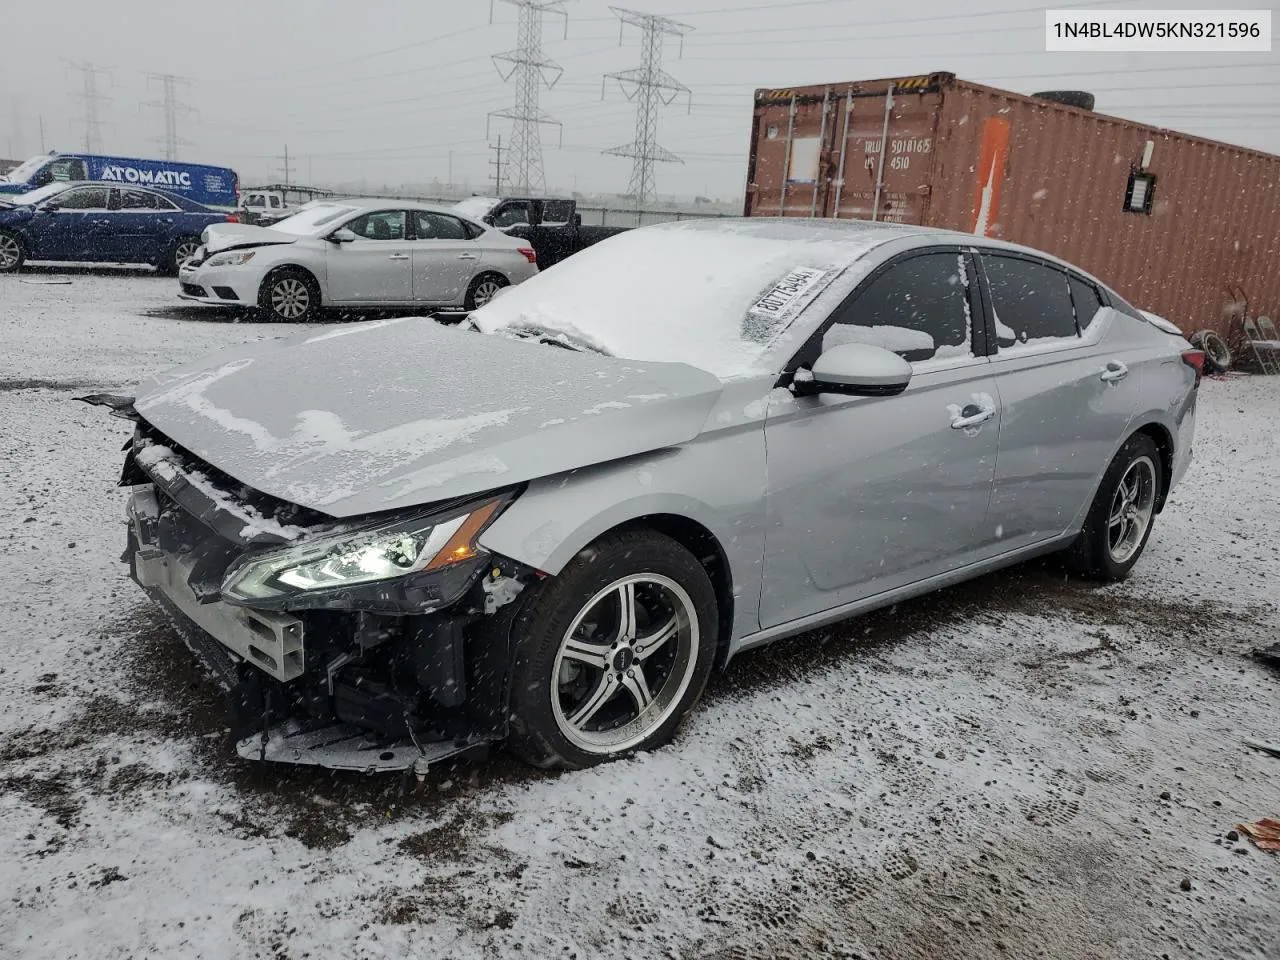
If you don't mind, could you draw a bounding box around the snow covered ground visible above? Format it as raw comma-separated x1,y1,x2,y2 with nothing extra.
1,271,1278,960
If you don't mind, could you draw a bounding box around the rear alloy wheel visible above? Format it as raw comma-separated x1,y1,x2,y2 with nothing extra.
259,269,320,323
1067,434,1162,580
507,530,718,769
167,237,202,275
0,230,25,273
465,273,508,311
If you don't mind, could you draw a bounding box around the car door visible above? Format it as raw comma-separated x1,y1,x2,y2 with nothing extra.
409,210,483,306
977,252,1143,550
112,188,177,264
38,185,116,261
325,209,413,303
759,248,1001,629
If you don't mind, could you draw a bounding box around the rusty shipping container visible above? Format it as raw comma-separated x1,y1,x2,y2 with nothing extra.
744,71,1280,347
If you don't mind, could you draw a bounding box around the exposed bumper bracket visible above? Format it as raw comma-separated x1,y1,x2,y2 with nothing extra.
236,721,489,773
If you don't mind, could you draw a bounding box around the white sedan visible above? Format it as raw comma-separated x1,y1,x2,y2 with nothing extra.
178,199,539,322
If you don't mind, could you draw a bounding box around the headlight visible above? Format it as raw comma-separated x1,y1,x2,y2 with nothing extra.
221,499,503,603
206,250,257,267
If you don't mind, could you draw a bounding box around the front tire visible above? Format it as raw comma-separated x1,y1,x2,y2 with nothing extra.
258,268,321,323
1066,434,1162,581
507,529,718,769
0,230,26,273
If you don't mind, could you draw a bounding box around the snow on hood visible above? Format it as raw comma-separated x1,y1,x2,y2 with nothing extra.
132,318,723,518
201,222,299,253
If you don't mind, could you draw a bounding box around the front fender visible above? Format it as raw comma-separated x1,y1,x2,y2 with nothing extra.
478,421,769,642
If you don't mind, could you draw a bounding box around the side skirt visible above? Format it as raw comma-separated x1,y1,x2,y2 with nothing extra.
728,534,1076,661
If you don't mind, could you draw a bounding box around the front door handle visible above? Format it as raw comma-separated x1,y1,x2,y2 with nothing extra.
951,404,996,430
91,219,111,226
388,254,410,261
1099,360,1129,383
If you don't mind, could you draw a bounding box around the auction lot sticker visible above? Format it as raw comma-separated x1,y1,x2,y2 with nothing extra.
749,266,832,325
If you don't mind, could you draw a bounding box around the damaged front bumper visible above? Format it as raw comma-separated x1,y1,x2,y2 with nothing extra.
119,426,529,774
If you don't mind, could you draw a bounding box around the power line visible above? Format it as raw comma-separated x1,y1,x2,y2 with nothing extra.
142,73,195,161
488,0,571,194
66,60,112,153
603,6,693,205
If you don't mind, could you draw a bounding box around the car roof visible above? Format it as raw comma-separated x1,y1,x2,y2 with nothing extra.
656,217,1108,290
313,197,478,217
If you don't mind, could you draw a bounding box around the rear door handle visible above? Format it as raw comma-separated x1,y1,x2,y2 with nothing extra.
951,404,996,429
457,252,480,260
388,254,410,261
91,219,111,226
1100,360,1129,383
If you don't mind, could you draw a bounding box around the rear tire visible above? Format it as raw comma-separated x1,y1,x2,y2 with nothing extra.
506,529,718,769
0,230,26,273
1066,434,1163,581
465,272,508,311
163,236,202,276
258,267,321,323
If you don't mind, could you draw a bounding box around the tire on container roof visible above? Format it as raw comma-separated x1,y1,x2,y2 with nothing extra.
1032,90,1096,111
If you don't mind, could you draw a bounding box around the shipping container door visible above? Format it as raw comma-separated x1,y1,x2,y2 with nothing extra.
746,91,838,218
827,88,942,224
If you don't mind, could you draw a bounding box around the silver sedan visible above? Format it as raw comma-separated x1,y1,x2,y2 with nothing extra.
177,198,539,321
102,218,1200,773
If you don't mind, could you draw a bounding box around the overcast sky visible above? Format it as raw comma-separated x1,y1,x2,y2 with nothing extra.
3,0,1277,200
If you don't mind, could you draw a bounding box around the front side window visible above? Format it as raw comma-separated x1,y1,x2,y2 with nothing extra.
54,186,111,210
46,158,88,182
268,195,282,208
414,211,469,240
984,255,1078,348
345,210,406,241
823,253,974,363
492,202,532,229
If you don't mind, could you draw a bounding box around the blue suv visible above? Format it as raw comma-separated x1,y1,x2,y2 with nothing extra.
0,182,236,275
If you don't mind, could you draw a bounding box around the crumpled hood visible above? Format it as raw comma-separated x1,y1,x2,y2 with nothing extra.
201,221,299,253
133,318,724,517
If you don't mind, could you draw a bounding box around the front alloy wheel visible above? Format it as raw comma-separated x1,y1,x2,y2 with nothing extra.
552,575,699,754
507,529,718,769
0,231,24,273
259,269,321,323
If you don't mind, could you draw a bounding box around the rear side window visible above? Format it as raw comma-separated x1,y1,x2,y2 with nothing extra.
119,189,173,210
984,255,1078,348
823,253,974,363
414,212,469,241
1068,275,1104,332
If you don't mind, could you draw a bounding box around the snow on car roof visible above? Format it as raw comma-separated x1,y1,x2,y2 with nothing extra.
472,217,916,380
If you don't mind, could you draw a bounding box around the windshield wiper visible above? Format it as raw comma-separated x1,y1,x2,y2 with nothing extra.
507,321,609,356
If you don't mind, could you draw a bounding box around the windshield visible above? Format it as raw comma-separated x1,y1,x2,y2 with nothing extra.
453,196,500,220
2,155,49,185
10,183,69,206
471,221,868,380
268,203,358,236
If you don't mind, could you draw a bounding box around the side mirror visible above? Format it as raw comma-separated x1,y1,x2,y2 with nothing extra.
792,342,913,397
573,213,582,227
328,228,357,244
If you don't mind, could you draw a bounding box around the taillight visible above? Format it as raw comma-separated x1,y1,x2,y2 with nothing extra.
226,213,239,223
517,246,537,264
1181,349,1205,387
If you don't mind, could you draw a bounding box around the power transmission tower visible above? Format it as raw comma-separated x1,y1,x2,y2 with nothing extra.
487,0,570,194
142,73,195,161
602,7,692,206
489,136,506,195
277,145,293,187
66,61,113,153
